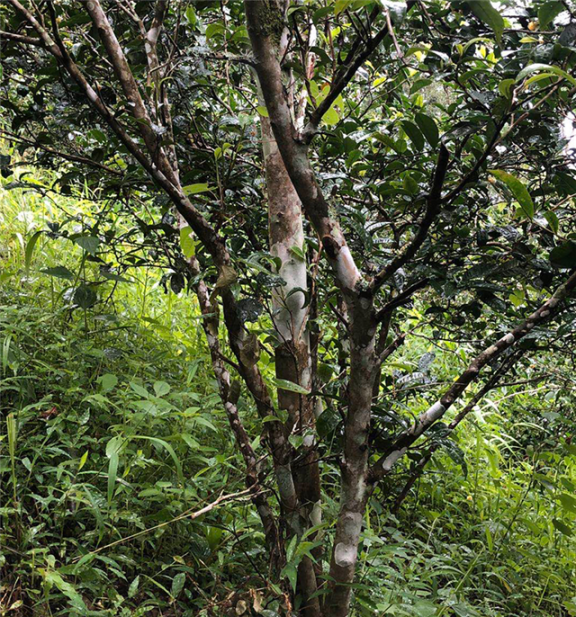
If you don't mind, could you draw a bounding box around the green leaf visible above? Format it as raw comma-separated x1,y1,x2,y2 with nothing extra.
322,106,340,126
256,105,269,117
134,436,184,484
550,240,576,268
272,378,310,395
73,285,97,309
99,373,118,392
558,493,576,513
153,380,171,397
45,571,88,612
280,563,298,592
25,231,43,272
414,112,439,147
78,450,89,471
130,381,150,398
106,435,124,458
516,63,576,87
107,452,119,505
183,183,212,196
401,121,425,151
498,78,515,99
468,0,504,43
185,6,197,26
539,1,564,28
171,572,186,598
373,132,402,153
290,245,306,261
41,266,74,280
334,0,352,16
544,211,559,234
489,170,534,219
205,22,224,40
74,234,100,255
553,518,573,536
128,575,140,598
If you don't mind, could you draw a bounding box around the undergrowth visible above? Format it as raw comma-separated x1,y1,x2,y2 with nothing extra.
1,180,575,616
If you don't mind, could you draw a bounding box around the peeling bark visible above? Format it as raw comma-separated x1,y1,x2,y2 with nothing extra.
258,31,322,617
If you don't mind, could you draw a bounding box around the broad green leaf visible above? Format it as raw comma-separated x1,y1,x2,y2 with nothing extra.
272,378,310,395
558,493,576,513
256,105,269,117
41,266,74,280
334,0,352,16
539,1,564,28
106,435,124,458
550,240,576,267
183,183,212,196
180,226,196,258
171,572,186,598
130,381,150,398
544,211,559,234
281,562,298,592
489,170,534,219
498,78,515,99
290,245,306,261
468,0,504,43
73,284,97,309
99,373,118,392
553,518,573,536
414,112,439,147
153,380,171,397
78,451,89,471
185,6,196,26
401,121,425,150
74,234,100,255
107,452,119,505
205,22,224,40
373,132,402,153
45,571,87,612
128,575,140,598
516,63,576,87
322,106,340,126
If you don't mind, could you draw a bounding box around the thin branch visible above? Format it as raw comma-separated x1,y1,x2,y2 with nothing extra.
371,145,449,292
391,350,524,512
0,29,42,46
302,8,390,139
375,278,429,322
0,129,123,176
72,488,259,559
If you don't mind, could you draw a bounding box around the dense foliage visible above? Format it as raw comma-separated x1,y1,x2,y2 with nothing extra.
1,173,576,616
1,0,576,615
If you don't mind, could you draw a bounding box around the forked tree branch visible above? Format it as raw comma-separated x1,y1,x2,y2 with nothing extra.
85,0,171,174
0,29,42,46
370,269,576,483
371,145,449,292
245,0,362,298
391,350,523,513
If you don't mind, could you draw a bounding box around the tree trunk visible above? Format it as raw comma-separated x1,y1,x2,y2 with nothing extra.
261,108,322,617
324,303,378,617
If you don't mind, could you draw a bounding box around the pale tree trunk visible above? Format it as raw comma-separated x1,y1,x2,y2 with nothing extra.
323,305,378,617
260,97,322,617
